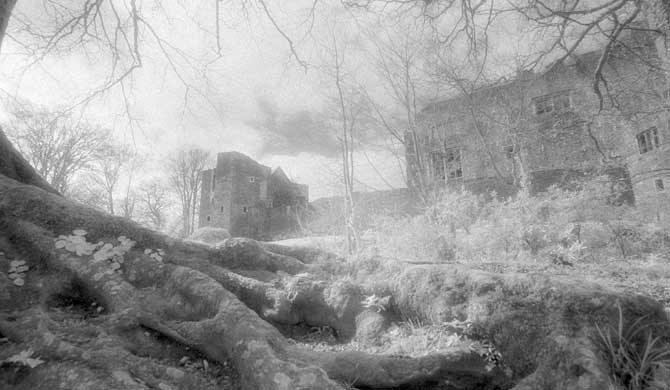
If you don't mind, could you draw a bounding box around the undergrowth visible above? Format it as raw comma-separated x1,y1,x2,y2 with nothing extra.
592,304,670,390
341,177,670,268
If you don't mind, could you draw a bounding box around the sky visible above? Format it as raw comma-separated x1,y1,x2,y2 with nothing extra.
0,0,408,200
0,0,601,200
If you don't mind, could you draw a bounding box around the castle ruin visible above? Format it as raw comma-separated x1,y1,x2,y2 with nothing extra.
198,152,308,239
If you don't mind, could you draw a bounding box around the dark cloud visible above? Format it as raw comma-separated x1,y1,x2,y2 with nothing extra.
252,96,340,158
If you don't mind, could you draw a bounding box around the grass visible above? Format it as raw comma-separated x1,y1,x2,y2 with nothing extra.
592,303,670,390
291,318,483,358
295,180,670,387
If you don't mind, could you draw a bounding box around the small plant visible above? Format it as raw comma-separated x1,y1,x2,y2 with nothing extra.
7,260,29,286
592,303,670,390
55,230,135,272
55,229,100,256
144,248,165,262
2,349,44,369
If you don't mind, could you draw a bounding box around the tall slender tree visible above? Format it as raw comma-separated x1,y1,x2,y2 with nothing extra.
166,147,210,237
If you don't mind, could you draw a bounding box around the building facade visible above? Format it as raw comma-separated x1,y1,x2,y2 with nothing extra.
198,152,308,239
408,29,670,220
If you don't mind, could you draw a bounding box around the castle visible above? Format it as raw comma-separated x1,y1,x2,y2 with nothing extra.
407,29,670,221
198,152,308,239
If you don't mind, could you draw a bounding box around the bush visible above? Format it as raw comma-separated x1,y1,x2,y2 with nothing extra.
355,176,670,265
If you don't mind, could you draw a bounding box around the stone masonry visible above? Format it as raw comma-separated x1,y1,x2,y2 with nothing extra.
198,152,308,239
408,28,670,221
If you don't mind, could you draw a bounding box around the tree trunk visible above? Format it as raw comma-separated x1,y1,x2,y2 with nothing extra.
0,128,498,389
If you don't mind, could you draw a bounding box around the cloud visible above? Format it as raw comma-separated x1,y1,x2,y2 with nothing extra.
251,96,340,158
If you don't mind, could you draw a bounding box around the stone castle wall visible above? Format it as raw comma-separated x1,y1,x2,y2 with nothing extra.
412,31,670,218
198,152,308,239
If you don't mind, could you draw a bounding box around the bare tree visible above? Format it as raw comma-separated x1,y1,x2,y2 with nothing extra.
137,179,172,231
5,102,112,194
2,2,670,390
85,145,133,215
318,14,369,253
166,147,210,237
361,22,436,203
345,0,670,105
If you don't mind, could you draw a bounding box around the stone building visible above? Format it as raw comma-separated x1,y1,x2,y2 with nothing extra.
408,29,670,220
198,152,308,239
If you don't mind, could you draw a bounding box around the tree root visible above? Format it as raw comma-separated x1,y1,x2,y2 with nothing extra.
0,174,499,390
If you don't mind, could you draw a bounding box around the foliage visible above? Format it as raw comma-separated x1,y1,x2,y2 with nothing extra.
144,248,165,262
591,303,670,390
55,229,137,271
355,178,670,264
7,260,29,287
2,349,44,369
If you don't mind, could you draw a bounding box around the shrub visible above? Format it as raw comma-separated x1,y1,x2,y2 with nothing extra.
352,176,669,266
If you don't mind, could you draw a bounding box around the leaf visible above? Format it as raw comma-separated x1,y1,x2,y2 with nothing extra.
73,229,87,236
8,273,18,279
70,235,86,243
110,262,121,271
5,349,44,368
10,260,25,267
144,249,152,255
13,278,24,286
16,266,29,273
55,240,66,249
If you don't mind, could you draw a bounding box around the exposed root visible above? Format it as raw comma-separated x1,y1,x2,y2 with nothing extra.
0,174,500,390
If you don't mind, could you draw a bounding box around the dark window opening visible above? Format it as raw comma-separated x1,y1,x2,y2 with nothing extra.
655,179,665,191
206,216,211,222
220,206,224,212
431,147,462,180
249,177,256,183
431,151,445,180
637,127,660,154
504,145,516,159
242,206,248,213
211,175,216,191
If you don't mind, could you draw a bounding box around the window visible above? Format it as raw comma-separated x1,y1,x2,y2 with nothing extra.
655,179,665,191
266,200,273,208
211,175,216,191
431,151,445,180
249,177,256,183
220,206,224,212
242,206,248,213
445,148,462,179
637,127,660,154
504,145,516,159
431,147,462,180
206,216,211,222
532,91,571,115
